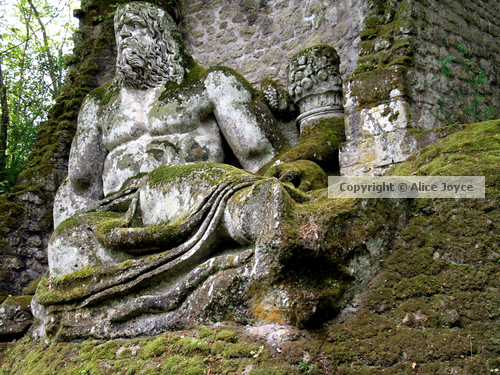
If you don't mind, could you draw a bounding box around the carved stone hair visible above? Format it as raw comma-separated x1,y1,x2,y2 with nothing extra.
114,2,185,89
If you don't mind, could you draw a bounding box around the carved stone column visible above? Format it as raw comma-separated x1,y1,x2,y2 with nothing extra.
287,45,344,131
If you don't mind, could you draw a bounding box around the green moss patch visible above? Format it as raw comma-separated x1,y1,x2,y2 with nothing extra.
345,67,408,109
321,119,500,372
0,326,300,375
277,117,344,175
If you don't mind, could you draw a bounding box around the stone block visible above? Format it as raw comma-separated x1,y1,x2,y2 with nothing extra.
339,128,417,176
219,5,236,20
198,42,216,53
261,67,278,79
306,1,321,17
260,18,276,35
220,31,238,45
281,27,294,41
287,8,302,25
205,0,223,10
344,68,408,111
202,14,216,26
325,6,338,26
314,14,324,28
244,42,254,54
191,29,204,38
276,0,289,9
240,59,261,74
209,52,228,66
182,16,198,32
229,46,244,58
255,39,269,50
232,14,244,23
285,40,301,59
239,25,256,41
188,4,203,13
262,48,283,65
297,21,313,33
304,33,321,48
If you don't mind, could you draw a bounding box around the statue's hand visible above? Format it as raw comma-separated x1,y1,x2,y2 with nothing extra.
264,160,327,192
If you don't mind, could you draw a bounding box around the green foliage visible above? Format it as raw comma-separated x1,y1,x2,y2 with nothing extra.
298,361,314,374
0,0,76,192
435,44,493,125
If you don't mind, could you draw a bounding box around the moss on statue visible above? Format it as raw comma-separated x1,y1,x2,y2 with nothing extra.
278,117,344,174
147,162,243,188
265,160,328,192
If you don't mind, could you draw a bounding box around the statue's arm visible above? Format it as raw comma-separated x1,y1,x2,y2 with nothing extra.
68,97,107,199
204,69,279,173
53,97,107,227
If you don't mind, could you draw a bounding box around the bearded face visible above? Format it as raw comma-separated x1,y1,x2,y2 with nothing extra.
114,4,184,89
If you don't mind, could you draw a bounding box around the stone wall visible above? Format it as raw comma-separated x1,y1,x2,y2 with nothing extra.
339,0,500,175
409,0,500,129
179,0,367,86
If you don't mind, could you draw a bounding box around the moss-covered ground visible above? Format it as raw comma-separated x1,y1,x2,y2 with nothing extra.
0,324,301,375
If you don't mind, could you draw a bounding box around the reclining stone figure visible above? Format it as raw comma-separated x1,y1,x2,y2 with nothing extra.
33,2,343,339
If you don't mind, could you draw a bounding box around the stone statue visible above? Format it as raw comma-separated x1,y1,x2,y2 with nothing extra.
33,2,346,340
50,2,304,275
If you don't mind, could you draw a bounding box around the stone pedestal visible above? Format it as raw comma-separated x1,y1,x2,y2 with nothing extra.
340,68,417,176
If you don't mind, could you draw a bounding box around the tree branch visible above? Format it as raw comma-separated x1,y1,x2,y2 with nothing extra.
26,0,59,97
0,61,10,175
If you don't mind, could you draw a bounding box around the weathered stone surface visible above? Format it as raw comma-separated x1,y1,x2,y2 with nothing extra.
219,30,238,45
304,33,321,48
260,18,276,35
239,25,256,41
0,296,33,340
261,48,283,65
240,58,261,74
287,46,344,130
179,0,367,88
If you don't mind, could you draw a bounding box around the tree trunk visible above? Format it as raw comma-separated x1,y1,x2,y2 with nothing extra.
0,62,9,177
15,2,33,115
27,0,59,97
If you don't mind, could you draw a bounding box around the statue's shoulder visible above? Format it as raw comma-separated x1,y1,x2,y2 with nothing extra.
85,80,121,108
203,66,256,97
159,63,208,101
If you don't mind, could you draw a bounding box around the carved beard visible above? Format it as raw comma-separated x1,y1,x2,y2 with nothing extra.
116,36,184,90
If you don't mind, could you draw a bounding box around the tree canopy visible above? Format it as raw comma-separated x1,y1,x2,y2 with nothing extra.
0,0,76,192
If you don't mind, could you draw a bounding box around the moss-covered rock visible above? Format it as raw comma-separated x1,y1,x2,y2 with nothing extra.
0,296,33,341
322,119,500,372
276,117,345,175
0,325,300,374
